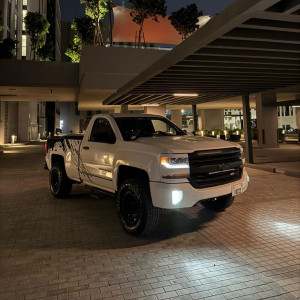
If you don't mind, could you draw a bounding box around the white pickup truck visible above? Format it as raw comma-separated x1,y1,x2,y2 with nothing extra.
45,114,249,236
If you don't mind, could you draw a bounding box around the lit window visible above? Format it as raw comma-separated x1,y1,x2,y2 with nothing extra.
22,10,27,30
22,35,26,57
15,14,18,30
22,34,26,45
23,0,27,5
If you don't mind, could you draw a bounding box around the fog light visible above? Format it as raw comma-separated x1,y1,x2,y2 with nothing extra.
172,190,183,205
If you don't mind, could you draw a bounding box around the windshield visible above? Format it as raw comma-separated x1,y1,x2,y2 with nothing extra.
114,116,186,141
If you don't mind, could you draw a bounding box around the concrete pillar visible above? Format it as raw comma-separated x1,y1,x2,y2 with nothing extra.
55,102,61,131
296,108,300,145
18,102,30,142
296,108,300,129
197,109,203,130
17,101,40,141
121,104,128,114
192,104,198,132
60,102,80,134
256,92,278,148
0,101,4,144
200,109,224,130
143,105,166,117
7,102,18,142
60,102,71,133
171,109,182,128
242,95,253,163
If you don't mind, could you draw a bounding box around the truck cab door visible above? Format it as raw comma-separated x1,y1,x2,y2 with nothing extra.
80,117,116,191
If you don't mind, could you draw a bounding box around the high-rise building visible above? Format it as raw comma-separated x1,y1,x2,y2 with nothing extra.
0,0,61,143
0,0,61,61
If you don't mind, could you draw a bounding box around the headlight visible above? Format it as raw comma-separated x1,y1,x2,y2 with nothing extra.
161,155,189,179
161,156,189,169
239,147,244,159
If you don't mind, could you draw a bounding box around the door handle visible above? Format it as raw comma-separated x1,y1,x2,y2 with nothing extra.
83,146,89,150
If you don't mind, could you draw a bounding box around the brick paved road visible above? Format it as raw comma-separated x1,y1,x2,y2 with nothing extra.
0,144,299,300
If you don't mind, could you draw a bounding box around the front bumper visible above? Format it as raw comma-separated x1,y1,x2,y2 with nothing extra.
150,169,249,209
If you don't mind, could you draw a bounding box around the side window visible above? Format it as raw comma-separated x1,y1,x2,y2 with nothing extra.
89,118,116,144
152,120,167,132
152,119,176,135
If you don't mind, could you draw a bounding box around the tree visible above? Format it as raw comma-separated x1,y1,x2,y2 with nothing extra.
168,4,202,41
80,0,109,46
0,38,18,59
24,12,50,60
37,41,54,61
66,16,94,63
129,0,167,48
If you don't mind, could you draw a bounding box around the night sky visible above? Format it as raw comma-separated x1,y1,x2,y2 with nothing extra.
60,0,235,21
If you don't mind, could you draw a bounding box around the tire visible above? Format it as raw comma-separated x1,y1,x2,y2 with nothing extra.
49,162,72,198
117,178,160,236
200,194,235,212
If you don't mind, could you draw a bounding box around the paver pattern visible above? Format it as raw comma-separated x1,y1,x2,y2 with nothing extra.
0,144,299,300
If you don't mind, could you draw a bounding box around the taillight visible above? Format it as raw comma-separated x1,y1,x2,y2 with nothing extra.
45,142,47,155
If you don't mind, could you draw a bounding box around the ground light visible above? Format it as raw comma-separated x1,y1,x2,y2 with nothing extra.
11,135,17,144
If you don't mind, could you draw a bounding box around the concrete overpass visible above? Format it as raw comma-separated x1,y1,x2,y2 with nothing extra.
101,0,300,162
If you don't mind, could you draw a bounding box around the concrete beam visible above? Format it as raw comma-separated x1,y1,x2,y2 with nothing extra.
242,95,254,163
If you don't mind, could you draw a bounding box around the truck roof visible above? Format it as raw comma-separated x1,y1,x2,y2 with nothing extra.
99,113,167,119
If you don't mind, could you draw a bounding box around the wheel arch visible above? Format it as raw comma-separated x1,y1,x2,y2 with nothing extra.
51,154,65,170
116,165,149,191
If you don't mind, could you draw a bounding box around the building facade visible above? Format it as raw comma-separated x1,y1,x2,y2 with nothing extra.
0,0,61,61
0,0,61,144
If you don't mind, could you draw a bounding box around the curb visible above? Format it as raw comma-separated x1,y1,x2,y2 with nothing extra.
246,163,300,178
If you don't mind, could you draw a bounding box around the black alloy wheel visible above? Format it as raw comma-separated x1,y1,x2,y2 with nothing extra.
49,163,72,198
117,178,159,236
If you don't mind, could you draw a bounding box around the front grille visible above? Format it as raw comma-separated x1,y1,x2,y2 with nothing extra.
188,147,243,189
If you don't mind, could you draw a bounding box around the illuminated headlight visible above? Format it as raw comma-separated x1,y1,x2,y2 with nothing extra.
161,155,189,179
238,147,246,165
239,147,245,159
161,156,189,169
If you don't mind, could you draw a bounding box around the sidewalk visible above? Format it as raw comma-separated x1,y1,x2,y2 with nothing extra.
244,142,300,178
0,141,45,155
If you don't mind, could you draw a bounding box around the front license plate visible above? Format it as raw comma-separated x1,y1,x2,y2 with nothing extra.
232,183,242,196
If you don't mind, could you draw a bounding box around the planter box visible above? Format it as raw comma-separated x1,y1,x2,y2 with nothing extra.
229,134,240,142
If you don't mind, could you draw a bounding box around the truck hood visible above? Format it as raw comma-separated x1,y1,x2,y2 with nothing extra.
135,135,240,153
